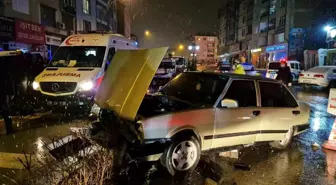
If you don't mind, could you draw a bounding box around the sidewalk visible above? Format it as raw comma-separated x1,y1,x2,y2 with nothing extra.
0,112,51,135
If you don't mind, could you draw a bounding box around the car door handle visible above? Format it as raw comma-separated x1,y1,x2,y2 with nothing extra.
292,110,300,115
253,111,261,116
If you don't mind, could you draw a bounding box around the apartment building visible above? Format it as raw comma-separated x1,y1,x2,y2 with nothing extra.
96,0,117,33
0,0,120,58
194,35,218,63
219,0,319,68
117,0,131,38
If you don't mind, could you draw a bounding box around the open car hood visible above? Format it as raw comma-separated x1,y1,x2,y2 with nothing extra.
94,47,168,120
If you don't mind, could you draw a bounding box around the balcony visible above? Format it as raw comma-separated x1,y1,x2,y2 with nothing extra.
260,28,268,33
275,25,285,34
261,0,269,4
260,11,269,19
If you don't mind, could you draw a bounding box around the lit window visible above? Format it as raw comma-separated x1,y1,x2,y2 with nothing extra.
85,50,96,56
83,0,90,14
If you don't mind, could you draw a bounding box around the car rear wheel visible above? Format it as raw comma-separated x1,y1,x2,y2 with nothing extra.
270,127,294,149
161,135,201,176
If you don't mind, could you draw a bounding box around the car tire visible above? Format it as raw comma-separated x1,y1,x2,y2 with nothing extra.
161,135,201,176
270,127,294,150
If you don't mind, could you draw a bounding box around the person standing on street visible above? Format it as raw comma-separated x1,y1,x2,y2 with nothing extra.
232,55,246,75
276,59,292,87
0,56,15,134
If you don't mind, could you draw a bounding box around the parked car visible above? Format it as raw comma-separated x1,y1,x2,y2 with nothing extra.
266,60,301,82
137,72,310,176
298,66,336,87
241,62,255,71
216,61,231,73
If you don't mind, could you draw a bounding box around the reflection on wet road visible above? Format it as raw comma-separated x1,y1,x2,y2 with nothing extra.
0,86,335,185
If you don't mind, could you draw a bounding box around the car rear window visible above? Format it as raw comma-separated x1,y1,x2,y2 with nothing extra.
269,63,280,69
159,62,175,68
308,67,331,73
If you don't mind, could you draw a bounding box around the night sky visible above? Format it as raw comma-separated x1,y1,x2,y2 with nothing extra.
131,0,222,50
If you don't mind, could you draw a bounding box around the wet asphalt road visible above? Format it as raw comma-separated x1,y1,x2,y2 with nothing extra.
0,86,335,185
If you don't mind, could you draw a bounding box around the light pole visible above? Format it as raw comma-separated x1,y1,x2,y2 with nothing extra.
324,25,336,49
188,44,200,71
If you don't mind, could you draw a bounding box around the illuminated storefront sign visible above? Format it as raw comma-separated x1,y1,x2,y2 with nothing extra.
266,44,287,52
251,48,262,53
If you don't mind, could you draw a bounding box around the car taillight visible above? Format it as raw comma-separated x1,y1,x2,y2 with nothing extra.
314,74,324,78
299,74,304,77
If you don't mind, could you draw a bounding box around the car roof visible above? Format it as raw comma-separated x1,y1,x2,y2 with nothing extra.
186,71,277,82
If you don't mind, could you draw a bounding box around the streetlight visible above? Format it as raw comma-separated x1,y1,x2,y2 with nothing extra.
145,30,150,36
178,44,184,50
324,25,336,49
325,25,332,32
188,44,200,71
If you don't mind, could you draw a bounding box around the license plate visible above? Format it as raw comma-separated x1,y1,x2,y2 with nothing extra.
303,80,311,83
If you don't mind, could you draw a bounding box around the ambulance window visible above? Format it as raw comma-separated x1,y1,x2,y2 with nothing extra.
107,47,116,62
105,47,116,71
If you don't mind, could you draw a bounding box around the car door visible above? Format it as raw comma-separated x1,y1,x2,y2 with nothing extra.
257,81,300,142
212,79,263,149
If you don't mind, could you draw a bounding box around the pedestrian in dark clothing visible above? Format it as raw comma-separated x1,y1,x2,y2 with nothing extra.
276,59,292,87
0,56,15,134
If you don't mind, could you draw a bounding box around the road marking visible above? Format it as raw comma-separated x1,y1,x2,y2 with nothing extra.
0,152,33,169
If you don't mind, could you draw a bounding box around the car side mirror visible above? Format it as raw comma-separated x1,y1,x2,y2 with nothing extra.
221,99,238,108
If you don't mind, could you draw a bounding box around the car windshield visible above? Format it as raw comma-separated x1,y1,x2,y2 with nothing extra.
48,46,106,67
269,62,281,69
159,61,175,68
175,58,185,65
160,73,228,106
308,67,331,73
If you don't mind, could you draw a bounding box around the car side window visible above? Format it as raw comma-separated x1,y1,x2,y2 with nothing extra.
222,80,257,107
290,63,295,69
332,69,336,73
259,82,298,107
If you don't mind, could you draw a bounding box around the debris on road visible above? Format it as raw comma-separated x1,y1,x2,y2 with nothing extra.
205,178,217,185
219,149,239,159
312,142,320,152
233,162,251,171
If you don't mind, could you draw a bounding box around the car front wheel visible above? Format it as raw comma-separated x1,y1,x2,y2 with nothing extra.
161,135,201,176
270,127,294,149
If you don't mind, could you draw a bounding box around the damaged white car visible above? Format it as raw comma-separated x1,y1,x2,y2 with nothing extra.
48,48,310,177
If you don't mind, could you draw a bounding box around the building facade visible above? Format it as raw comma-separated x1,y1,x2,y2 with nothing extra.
116,0,131,38
218,0,319,68
0,0,120,59
194,35,218,63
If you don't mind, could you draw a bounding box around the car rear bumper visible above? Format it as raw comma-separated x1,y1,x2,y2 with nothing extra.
298,79,329,87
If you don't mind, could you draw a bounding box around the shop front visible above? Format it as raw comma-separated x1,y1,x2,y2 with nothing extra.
0,16,15,50
14,19,46,52
45,26,68,60
265,43,288,62
250,47,266,68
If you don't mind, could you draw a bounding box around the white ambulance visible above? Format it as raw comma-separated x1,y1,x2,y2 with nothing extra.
32,33,138,112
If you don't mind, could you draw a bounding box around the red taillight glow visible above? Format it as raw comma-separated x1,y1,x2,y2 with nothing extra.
314,74,324,78
299,74,304,77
